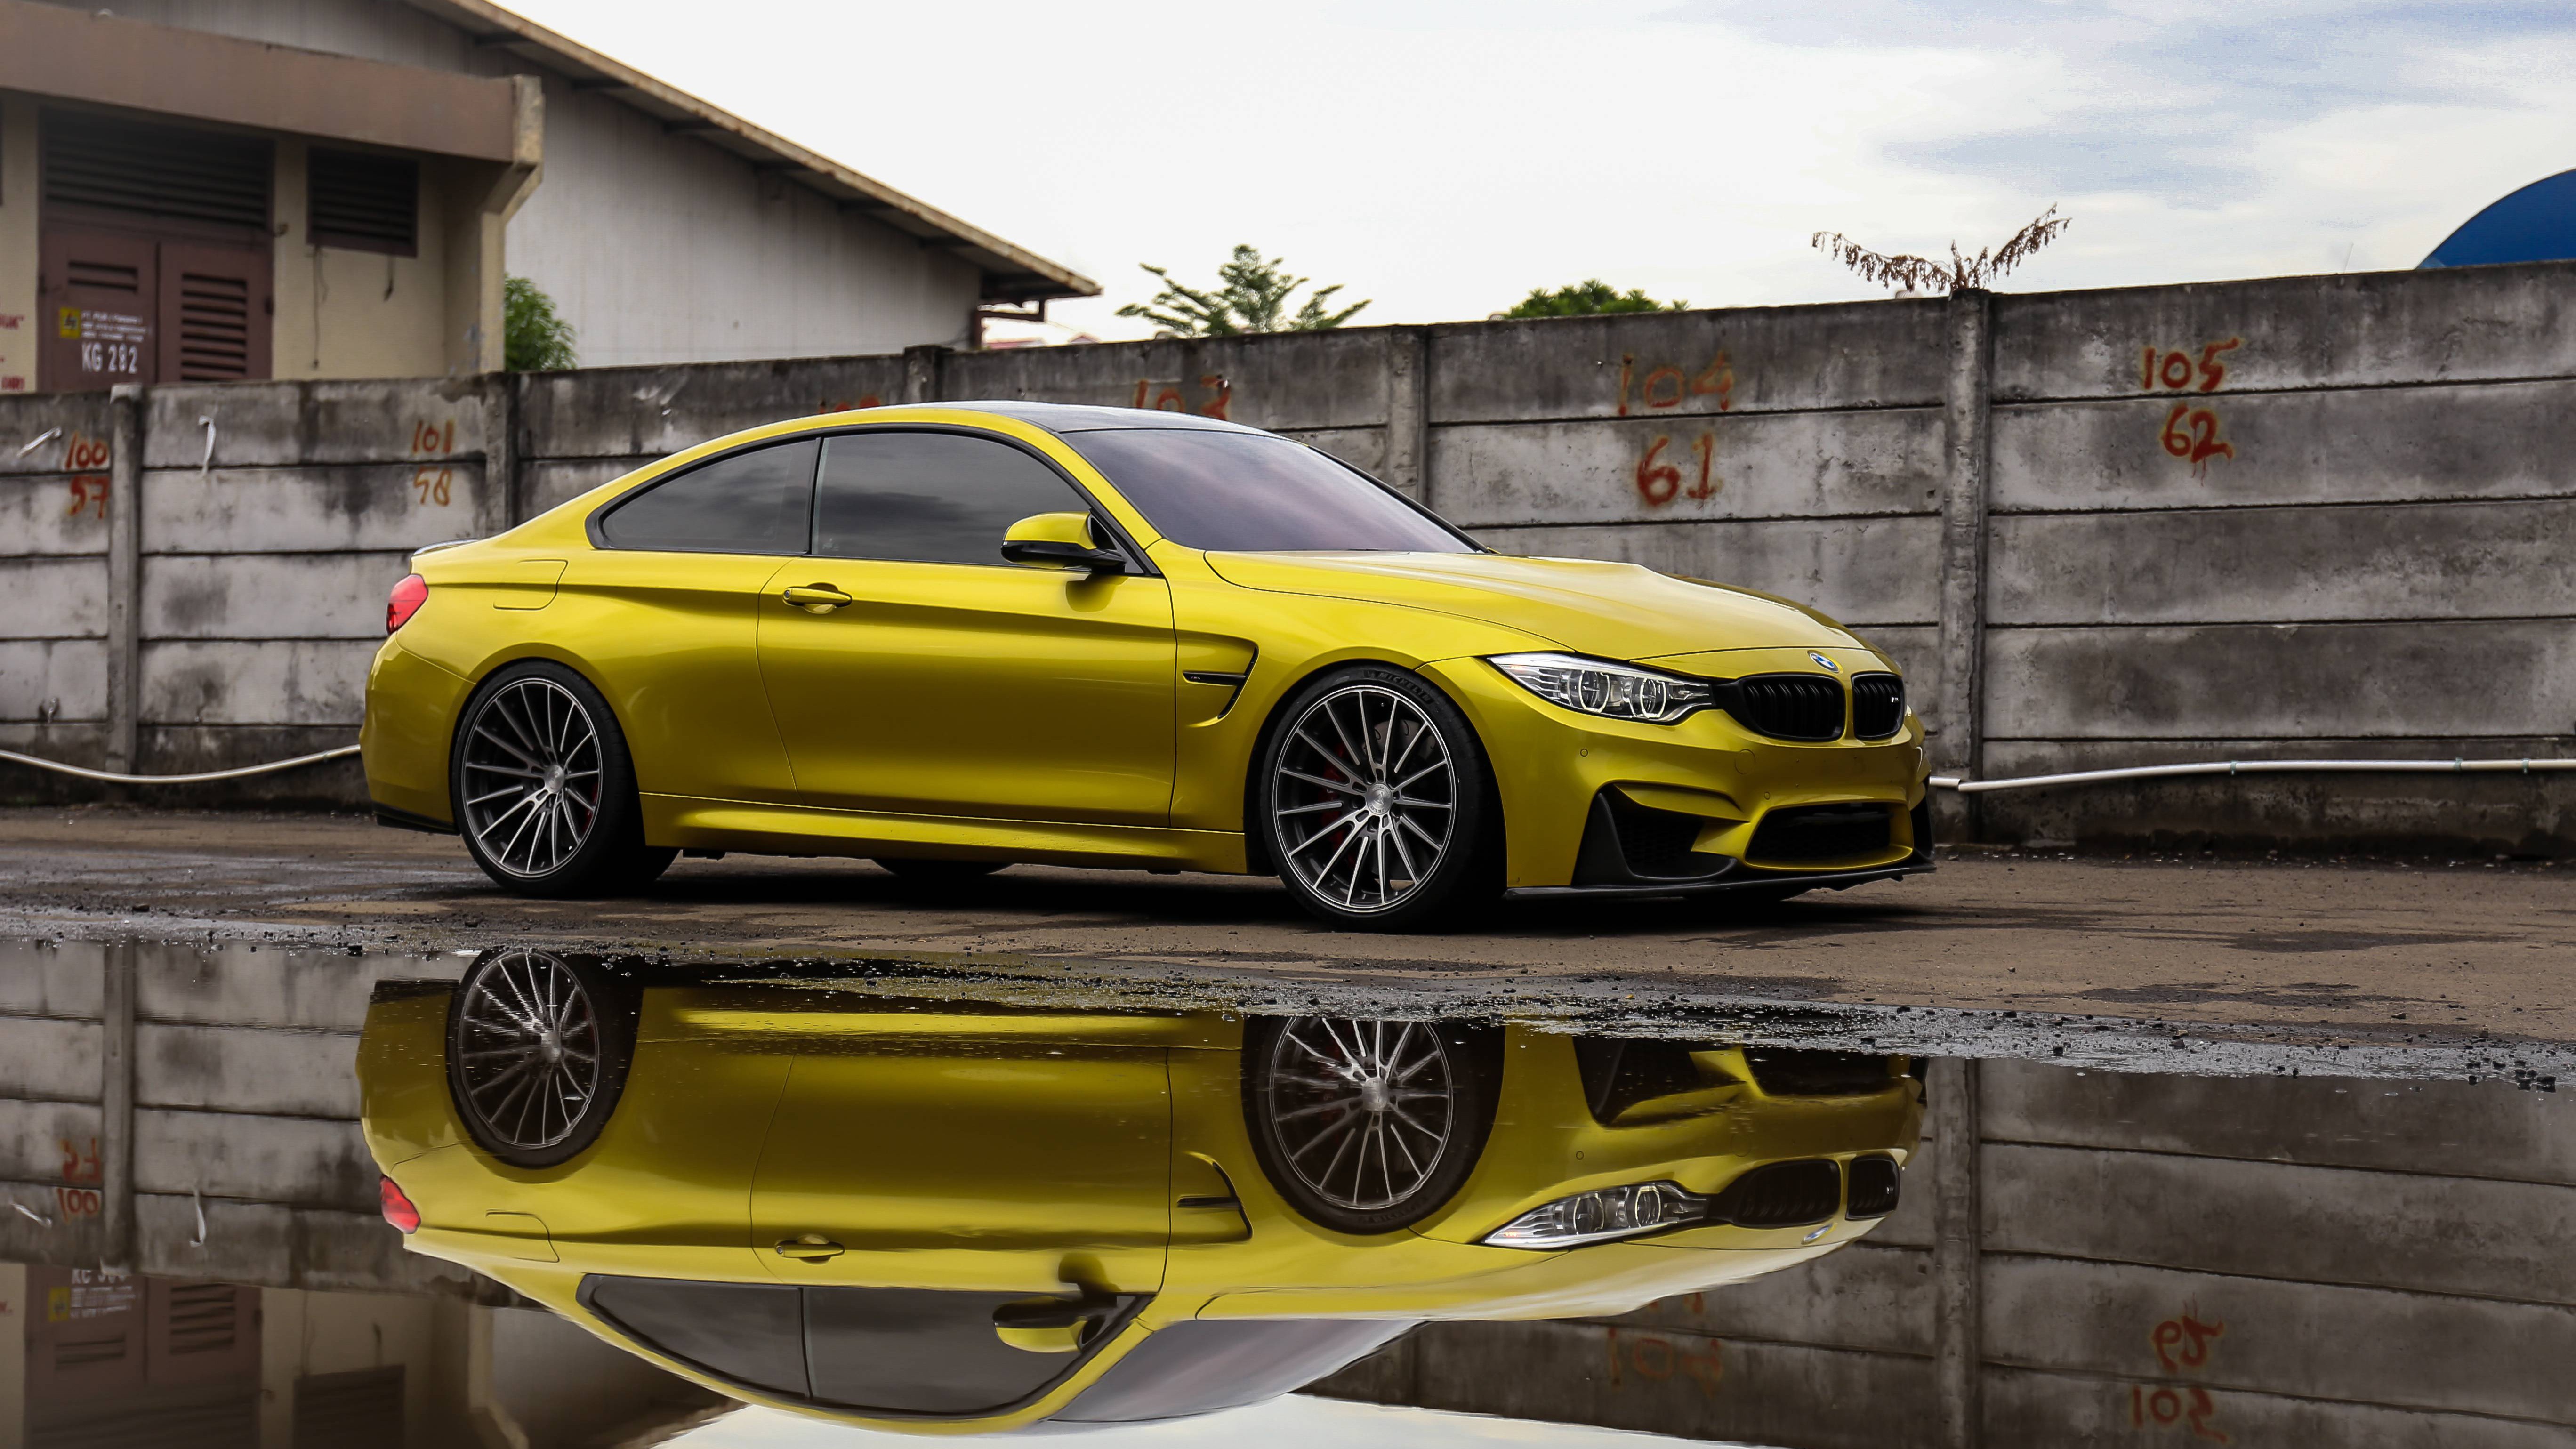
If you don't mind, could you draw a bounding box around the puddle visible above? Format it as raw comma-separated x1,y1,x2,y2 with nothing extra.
2,937,2571,1445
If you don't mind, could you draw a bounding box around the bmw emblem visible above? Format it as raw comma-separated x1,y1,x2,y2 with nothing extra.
1808,652,1839,672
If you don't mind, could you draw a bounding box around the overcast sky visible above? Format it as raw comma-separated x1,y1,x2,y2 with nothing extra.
500,0,2576,339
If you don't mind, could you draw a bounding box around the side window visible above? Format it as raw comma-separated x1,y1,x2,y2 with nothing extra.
803,1287,1104,1413
599,438,818,554
582,1277,808,1399
813,430,1091,566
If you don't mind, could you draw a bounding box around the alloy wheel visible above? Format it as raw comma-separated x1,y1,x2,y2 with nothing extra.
452,950,601,1153
461,676,603,879
1261,1017,1460,1213
1271,684,1457,915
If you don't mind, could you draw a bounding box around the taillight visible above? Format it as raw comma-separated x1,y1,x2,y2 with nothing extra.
386,573,428,633
380,1175,420,1233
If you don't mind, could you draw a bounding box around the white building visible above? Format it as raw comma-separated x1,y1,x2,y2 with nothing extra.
0,0,1094,391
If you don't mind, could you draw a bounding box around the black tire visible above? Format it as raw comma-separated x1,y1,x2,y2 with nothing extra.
445,950,638,1169
1241,1015,1500,1235
451,660,675,897
1253,664,1501,931
874,858,1010,883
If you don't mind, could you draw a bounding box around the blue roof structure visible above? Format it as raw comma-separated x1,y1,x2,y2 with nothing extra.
2420,169,2576,268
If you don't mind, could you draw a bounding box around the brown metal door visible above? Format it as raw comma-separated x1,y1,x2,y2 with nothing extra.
37,228,158,390
158,241,272,383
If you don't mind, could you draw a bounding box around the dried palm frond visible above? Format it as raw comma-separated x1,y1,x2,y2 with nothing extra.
1811,206,2069,295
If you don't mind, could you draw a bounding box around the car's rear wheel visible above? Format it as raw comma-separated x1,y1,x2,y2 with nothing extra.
1256,665,1499,930
1242,1015,1499,1235
453,661,674,897
445,949,638,1169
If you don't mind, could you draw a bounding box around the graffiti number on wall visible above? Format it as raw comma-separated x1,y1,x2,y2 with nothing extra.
2142,338,2241,477
2126,1307,2229,1442
1634,433,1722,508
412,467,454,507
61,433,111,518
2129,1384,2228,1443
2151,1310,2224,1373
64,476,109,520
59,1136,101,1185
1132,375,1232,420
2159,404,2234,476
2141,339,2240,394
1602,1327,1723,1397
1616,351,1733,417
410,420,457,456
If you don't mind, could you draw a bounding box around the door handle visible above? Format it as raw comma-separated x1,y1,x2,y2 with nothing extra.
773,1236,845,1261
781,584,853,612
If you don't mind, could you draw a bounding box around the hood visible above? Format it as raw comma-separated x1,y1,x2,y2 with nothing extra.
1202,551,1865,661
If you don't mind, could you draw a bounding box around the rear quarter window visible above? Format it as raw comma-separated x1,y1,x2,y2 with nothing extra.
598,438,818,555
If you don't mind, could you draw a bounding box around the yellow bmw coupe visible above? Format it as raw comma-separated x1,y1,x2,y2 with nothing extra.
362,403,1930,927
361,950,1923,1434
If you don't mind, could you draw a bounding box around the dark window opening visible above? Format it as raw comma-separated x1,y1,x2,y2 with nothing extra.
42,109,273,234
308,148,420,256
582,1277,809,1399
813,430,1093,567
579,1276,1145,1419
598,439,819,555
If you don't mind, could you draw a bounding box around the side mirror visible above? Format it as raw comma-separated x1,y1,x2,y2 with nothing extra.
1001,512,1125,573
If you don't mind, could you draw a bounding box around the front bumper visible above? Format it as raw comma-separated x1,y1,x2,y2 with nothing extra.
1422,647,1932,891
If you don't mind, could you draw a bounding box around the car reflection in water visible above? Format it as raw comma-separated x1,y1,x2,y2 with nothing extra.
359,949,1921,1435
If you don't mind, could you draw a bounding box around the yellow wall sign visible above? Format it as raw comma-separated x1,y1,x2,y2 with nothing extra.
58,307,81,340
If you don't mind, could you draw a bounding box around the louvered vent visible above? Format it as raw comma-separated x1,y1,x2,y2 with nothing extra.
164,1283,241,1356
308,148,419,255
292,1367,404,1449
52,1331,129,1369
173,270,253,380
43,109,272,232
68,259,144,294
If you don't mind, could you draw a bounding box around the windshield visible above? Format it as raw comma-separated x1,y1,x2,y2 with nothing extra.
1070,429,1473,553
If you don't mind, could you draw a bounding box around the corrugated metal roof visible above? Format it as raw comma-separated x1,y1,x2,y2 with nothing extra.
399,0,1098,303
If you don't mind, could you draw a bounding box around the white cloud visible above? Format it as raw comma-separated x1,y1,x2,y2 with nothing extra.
494,0,2576,337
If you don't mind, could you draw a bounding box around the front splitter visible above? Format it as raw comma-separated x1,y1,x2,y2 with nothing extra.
1504,861,1931,902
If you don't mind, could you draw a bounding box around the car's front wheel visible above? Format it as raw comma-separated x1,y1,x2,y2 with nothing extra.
1242,1015,1499,1234
1255,665,1499,930
452,661,674,897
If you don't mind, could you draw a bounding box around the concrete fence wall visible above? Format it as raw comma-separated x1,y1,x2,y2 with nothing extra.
4,261,2573,849
1311,1059,2576,1447
0,937,476,1296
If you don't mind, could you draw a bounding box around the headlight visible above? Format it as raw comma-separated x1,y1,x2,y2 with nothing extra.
1482,1181,1707,1248
1487,653,1715,724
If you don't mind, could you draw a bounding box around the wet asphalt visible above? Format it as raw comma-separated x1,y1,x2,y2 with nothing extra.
2,806,2570,1083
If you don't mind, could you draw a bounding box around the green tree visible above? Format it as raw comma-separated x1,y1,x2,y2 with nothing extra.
1498,280,1687,319
503,275,578,371
1117,245,1369,338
